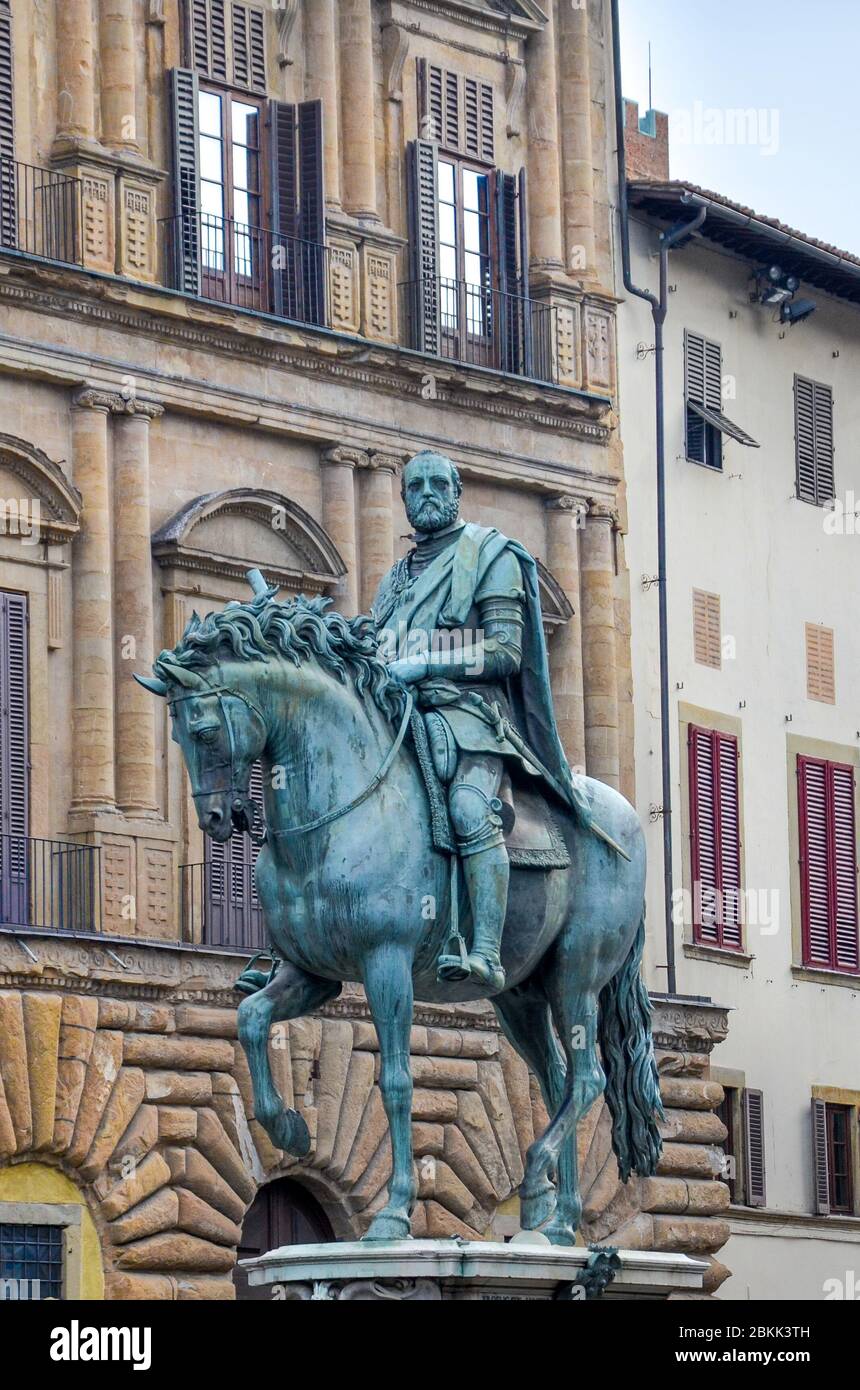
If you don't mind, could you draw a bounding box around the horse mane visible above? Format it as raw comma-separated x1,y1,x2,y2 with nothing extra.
153,593,404,721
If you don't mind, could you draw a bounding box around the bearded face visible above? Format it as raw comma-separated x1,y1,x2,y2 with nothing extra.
402,453,462,534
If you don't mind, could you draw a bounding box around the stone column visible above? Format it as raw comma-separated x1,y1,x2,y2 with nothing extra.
305,0,341,208
340,0,378,219
321,447,364,616
100,0,140,151
360,454,399,613
580,499,620,787
546,496,586,773
56,0,96,141
525,6,564,270
70,389,118,814
558,0,596,279
114,401,164,817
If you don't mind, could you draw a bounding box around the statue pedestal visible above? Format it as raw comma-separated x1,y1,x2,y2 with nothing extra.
242,1238,708,1301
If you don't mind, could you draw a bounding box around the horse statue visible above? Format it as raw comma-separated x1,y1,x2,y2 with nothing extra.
137,571,662,1245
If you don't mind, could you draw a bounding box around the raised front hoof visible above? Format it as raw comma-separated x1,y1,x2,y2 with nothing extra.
543,1220,578,1247
264,1107,311,1158
362,1210,413,1242
520,1182,557,1233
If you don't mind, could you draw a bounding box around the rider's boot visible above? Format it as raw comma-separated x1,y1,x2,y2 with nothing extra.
462,843,508,991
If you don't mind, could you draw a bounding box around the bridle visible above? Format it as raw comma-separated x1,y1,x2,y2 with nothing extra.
170,676,413,844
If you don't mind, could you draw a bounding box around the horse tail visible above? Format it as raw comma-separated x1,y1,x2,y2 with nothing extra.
597,909,663,1181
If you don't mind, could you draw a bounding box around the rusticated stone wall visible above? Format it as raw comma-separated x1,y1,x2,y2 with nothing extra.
0,939,731,1299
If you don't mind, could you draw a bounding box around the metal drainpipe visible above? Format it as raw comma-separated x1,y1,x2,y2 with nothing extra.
609,0,706,997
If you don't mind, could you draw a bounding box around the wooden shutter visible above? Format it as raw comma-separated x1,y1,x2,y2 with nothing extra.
811,1098,831,1215
407,139,440,354
795,375,834,505
743,1089,766,1208
798,756,859,972
689,725,743,950
692,589,721,668
188,0,228,82
685,331,722,463
417,59,494,161
231,3,266,94
169,68,201,294
0,592,29,929
495,170,521,375
0,0,15,250
805,623,835,703
205,762,265,948
269,99,324,324
188,0,265,92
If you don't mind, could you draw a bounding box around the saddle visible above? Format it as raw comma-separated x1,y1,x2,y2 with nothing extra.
408,710,571,870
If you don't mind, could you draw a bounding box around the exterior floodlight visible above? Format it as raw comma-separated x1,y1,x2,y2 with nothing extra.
780,297,817,326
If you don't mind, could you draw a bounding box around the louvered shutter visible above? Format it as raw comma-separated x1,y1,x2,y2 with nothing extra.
407,139,440,354
297,100,325,325
205,762,265,949
689,726,742,950
495,170,520,375
417,59,494,162
805,623,835,703
795,376,835,505
0,0,15,250
832,762,859,971
685,332,722,463
270,99,297,318
188,0,228,81
799,756,859,971
811,1099,831,1215
0,591,29,928
269,99,324,325
463,77,494,162
743,1089,766,1208
169,68,201,294
231,3,266,94
692,589,721,668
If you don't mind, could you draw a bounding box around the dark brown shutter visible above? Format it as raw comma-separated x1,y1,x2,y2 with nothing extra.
270,99,324,324
0,592,29,928
495,170,521,375
794,375,834,505
205,762,265,949
0,0,15,250
811,1098,831,1215
407,139,440,354
231,3,265,93
743,1089,766,1208
169,68,201,294
188,0,227,81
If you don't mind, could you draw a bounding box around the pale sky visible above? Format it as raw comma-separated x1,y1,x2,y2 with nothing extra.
618,0,858,254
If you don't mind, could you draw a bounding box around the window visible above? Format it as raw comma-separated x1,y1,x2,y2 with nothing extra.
0,1223,63,1300
684,330,758,469
692,589,721,668
688,725,743,950
715,1085,766,1206
198,87,265,300
794,375,834,505
805,623,835,703
797,755,859,972
812,1099,857,1215
438,159,492,354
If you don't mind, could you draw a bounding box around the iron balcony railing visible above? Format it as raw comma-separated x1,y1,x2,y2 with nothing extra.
399,276,558,384
0,157,84,266
0,834,102,933
161,212,329,326
180,861,266,952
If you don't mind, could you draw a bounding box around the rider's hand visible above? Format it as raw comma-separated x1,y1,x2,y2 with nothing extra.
387,656,429,685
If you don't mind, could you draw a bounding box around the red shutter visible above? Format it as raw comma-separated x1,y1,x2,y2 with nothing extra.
689,725,743,949
799,755,859,972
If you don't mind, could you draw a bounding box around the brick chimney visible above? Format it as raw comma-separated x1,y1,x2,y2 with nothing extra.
623,98,670,182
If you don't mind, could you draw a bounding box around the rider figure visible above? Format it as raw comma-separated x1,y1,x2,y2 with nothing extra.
372,450,598,992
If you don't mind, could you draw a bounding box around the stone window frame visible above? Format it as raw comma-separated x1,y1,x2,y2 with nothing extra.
0,1201,83,1300
678,702,752,966
811,1087,860,1219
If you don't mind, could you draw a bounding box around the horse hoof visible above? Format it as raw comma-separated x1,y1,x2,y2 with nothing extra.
544,1221,578,1247
520,1182,556,1232
362,1210,412,1242
266,1107,310,1158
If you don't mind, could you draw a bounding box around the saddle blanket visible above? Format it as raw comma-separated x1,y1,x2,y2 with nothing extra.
408,710,571,870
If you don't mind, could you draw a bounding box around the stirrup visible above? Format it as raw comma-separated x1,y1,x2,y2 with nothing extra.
437,927,470,983
234,951,279,996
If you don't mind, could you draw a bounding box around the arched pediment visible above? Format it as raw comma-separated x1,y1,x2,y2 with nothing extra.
0,434,81,543
152,489,347,594
537,558,574,631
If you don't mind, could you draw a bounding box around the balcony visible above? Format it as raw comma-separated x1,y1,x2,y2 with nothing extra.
0,157,83,266
0,834,102,934
160,212,329,326
180,861,266,952
399,276,559,385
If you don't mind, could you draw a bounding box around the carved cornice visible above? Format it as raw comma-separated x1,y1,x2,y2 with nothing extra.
650,998,731,1055
322,446,369,471
0,277,612,444
399,1,545,40
368,450,406,474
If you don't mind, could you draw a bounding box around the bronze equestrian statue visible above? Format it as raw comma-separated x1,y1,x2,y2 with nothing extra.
137,450,661,1245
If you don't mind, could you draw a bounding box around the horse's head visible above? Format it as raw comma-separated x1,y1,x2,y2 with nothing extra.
136,659,267,842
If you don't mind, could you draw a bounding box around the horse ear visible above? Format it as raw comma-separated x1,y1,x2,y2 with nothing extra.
134,673,168,697
158,662,208,692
